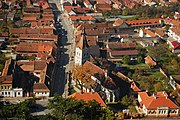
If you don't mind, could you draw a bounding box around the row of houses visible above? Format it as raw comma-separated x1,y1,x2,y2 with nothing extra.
67,1,180,117
0,0,57,98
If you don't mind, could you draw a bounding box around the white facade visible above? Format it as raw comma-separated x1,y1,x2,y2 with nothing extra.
0,88,23,97
34,91,50,97
168,29,180,42
75,47,90,65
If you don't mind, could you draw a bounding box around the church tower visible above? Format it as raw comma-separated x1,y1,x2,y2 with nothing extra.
75,29,90,65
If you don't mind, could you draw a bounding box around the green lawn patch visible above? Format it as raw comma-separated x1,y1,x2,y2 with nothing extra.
122,63,150,70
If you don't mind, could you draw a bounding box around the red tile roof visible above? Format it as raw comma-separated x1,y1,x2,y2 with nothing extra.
0,32,8,37
70,15,96,21
23,16,37,21
0,75,13,84
138,92,179,109
144,55,157,66
170,27,180,36
171,41,180,49
108,42,136,50
113,18,124,26
33,83,49,92
125,18,162,27
86,36,98,46
1,59,11,76
0,59,13,85
131,81,140,92
96,0,106,4
110,50,139,56
142,29,157,37
64,6,80,12
76,34,89,50
83,61,105,79
123,0,136,9
96,4,112,11
69,92,106,107
154,28,165,37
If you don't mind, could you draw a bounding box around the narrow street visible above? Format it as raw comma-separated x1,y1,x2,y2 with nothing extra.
49,0,75,97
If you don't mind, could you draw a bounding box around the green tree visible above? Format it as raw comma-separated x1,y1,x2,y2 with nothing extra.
128,105,136,113
122,55,130,64
154,82,164,92
121,95,131,107
48,93,84,119
99,107,114,120
116,112,124,120
0,98,35,119
48,93,115,120
122,9,129,16
137,56,143,64
127,72,132,78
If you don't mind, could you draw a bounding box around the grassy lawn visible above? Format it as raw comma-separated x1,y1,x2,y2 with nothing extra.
122,63,150,70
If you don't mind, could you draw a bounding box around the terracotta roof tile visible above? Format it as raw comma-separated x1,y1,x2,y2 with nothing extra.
83,61,105,79
143,29,157,37
23,16,37,21
110,50,139,56
108,42,136,50
138,92,179,109
69,92,106,107
170,27,180,36
131,81,140,92
0,75,13,84
70,15,96,21
113,18,124,26
76,34,89,50
154,28,165,37
125,18,162,27
33,83,49,92
0,32,8,37
144,55,157,66
86,36,98,46
96,4,112,11
1,59,12,76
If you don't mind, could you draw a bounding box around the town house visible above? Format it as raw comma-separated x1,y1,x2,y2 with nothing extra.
138,91,179,117
73,61,120,102
0,59,23,97
107,42,139,62
14,60,50,97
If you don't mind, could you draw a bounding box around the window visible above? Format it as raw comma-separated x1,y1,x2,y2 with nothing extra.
2,92,4,95
45,92,47,94
159,110,166,114
18,92,20,95
1,86,3,89
5,92,7,95
5,86,6,89
8,92,10,95
8,86,10,89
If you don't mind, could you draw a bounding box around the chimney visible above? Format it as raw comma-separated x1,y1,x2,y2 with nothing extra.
153,93,156,99
105,69,108,78
74,0,77,4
